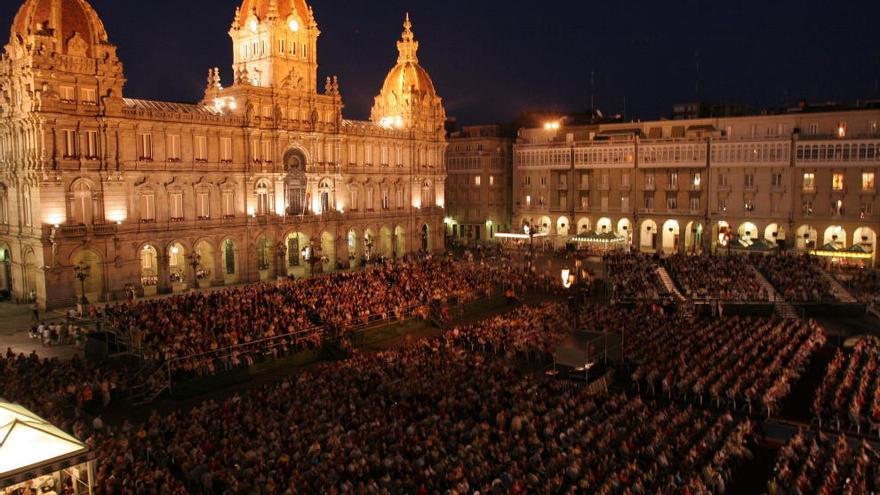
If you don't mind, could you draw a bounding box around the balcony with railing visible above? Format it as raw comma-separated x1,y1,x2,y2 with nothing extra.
638,140,707,168
710,139,790,166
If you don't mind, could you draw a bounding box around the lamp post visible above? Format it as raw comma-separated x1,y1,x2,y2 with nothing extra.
187,251,202,290
73,261,90,313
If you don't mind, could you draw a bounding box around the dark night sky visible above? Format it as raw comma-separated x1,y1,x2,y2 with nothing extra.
1,0,878,124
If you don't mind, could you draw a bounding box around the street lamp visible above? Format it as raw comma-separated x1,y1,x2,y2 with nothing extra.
73,261,90,312
187,251,202,289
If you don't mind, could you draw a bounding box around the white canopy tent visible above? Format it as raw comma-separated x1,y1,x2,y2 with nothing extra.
0,401,94,494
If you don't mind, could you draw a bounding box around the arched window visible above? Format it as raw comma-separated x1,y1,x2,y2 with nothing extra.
255,179,272,216
71,181,93,225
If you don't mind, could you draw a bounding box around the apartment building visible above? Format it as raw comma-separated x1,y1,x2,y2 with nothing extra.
445,125,514,243
514,107,880,265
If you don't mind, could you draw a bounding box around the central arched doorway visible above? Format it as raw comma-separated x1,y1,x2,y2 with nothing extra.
284,232,310,277
380,226,393,258
347,229,361,268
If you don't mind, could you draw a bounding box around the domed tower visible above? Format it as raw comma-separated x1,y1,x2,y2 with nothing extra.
1,0,125,116
229,0,319,92
371,14,445,136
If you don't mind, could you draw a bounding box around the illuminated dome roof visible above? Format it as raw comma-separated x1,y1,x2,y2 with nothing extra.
371,14,445,131
377,14,437,100
10,0,109,55
237,0,311,22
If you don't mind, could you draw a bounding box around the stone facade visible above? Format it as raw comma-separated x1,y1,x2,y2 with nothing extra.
513,110,880,265
0,0,447,308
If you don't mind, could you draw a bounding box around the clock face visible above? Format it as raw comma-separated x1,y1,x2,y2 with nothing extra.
289,19,300,32
249,19,258,33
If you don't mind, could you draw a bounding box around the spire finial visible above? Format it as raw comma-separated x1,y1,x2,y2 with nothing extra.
402,13,413,41
397,13,419,63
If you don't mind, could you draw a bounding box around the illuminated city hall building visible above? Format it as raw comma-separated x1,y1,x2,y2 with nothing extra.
0,0,447,308
514,108,880,265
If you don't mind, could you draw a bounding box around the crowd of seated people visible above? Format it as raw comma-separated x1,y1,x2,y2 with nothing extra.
832,265,880,304
98,257,520,377
754,254,836,302
603,252,670,300
813,338,880,435
78,305,754,495
0,349,125,432
628,313,825,415
767,431,879,495
666,254,770,302
446,302,571,361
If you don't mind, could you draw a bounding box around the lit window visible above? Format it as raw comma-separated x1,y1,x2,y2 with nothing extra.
862,172,875,191
197,191,210,220
802,172,816,191
170,192,183,221
489,176,495,186
832,173,845,191
744,173,754,188
474,176,481,186
525,195,531,206
836,122,847,138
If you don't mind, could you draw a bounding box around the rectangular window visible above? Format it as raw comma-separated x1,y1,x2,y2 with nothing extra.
525,195,532,206
863,172,876,191
771,172,783,188
861,202,874,217
220,137,233,162
350,190,359,211
744,173,754,188
668,172,678,187
170,192,184,221
580,195,589,209
63,130,77,158
168,134,181,161
489,176,495,186
832,173,845,191
644,195,654,209
621,194,630,211
808,123,818,136
621,172,630,188
251,140,261,162
380,146,388,165
540,176,547,186
365,145,373,165
60,86,75,103
84,130,98,159
222,191,234,218
81,87,96,105
141,193,155,222
718,197,727,212
692,172,701,188
195,136,208,161
719,173,729,187
474,176,481,186
197,192,210,219
666,196,678,210
644,173,655,187
348,144,357,164
138,133,153,160
262,141,272,162
802,172,815,191
689,197,700,211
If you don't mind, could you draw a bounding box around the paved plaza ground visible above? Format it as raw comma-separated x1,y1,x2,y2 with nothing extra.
0,301,80,360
